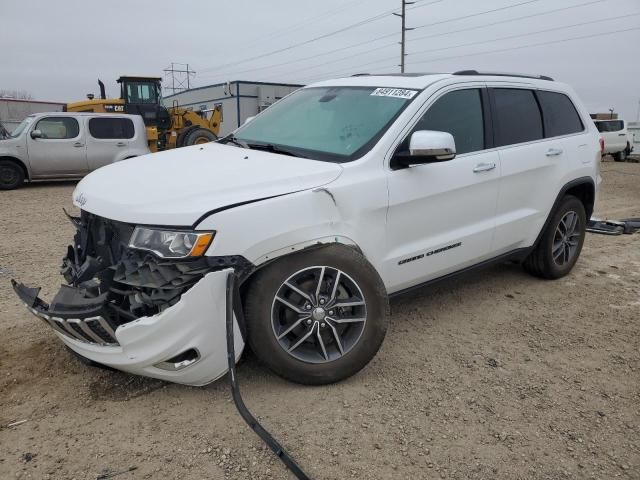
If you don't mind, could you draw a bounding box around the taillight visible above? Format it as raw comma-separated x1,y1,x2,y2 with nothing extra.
599,138,605,152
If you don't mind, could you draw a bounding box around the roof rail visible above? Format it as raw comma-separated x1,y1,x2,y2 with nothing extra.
351,73,370,77
453,70,554,81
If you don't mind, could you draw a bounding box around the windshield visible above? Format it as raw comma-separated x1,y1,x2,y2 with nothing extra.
234,86,418,162
9,116,34,138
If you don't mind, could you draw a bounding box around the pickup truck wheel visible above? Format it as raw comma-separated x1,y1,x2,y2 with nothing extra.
523,195,586,279
184,128,217,146
244,247,388,385
0,160,25,190
613,150,626,162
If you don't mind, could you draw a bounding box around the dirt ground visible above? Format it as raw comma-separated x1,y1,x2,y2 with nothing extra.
0,161,638,480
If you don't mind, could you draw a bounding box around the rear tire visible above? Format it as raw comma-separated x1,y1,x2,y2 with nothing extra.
243,246,388,385
0,160,25,190
614,149,626,162
523,195,586,279
184,128,217,146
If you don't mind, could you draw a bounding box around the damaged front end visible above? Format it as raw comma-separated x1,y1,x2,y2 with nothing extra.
12,211,250,385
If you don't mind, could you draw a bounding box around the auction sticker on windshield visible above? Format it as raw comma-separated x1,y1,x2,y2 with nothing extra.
370,88,418,99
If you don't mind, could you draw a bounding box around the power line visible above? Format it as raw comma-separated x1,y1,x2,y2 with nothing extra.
210,0,546,81
199,0,447,81
259,41,399,81
408,11,639,58
408,0,606,43
231,0,372,52
198,0,613,86
412,0,545,30
198,33,399,80
408,25,640,67
202,6,404,73
296,23,638,83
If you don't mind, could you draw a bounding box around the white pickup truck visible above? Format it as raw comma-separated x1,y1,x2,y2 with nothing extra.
594,118,633,161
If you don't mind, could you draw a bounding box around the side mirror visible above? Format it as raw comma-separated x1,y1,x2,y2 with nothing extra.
243,116,256,125
392,130,456,169
30,129,43,139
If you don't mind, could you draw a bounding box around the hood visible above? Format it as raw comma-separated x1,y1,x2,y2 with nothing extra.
73,142,343,226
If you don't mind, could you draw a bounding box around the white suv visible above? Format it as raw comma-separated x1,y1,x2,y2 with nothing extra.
13,71,601,386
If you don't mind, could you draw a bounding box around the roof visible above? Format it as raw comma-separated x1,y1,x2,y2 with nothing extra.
117,76,162,82
308,71,556,90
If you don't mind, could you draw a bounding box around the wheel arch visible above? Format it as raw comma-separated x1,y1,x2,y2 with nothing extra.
0,156,30,181
532,176,595,250
239,241,389,313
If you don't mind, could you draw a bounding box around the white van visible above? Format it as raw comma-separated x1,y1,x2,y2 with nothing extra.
0,112,150,189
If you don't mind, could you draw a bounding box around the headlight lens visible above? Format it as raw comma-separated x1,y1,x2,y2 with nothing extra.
129,227,214,258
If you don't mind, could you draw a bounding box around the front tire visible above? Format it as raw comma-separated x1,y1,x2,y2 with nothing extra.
0,160,25,190
523,195,586,279
244,246,388,385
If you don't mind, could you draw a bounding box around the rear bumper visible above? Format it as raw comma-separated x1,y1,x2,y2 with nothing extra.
13,269,244,386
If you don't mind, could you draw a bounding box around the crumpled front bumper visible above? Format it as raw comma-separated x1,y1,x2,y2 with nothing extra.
13,269,244,386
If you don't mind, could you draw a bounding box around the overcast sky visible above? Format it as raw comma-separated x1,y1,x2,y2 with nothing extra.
2,0,639,119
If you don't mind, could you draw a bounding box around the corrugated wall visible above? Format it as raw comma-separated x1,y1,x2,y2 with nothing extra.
0,99,64,131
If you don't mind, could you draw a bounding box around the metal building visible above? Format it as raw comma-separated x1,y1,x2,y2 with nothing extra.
0,98,65,132
163,80,302,137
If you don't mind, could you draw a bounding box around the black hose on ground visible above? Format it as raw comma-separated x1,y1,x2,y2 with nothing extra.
225,272,312,480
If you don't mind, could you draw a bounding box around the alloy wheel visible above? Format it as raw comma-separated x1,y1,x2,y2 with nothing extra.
271,266,367,364
552,210,581,266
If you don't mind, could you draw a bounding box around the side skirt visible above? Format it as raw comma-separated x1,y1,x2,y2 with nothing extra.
389,247,532,299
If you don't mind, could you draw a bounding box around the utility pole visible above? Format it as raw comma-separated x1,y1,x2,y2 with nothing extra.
393,0,415,73
163,63,196,95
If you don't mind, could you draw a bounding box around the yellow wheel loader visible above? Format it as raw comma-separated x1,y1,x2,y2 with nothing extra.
66,76,221,152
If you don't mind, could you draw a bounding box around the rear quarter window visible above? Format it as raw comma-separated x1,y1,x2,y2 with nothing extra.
537,91,584,137
492,89,543,147
89,117,135,139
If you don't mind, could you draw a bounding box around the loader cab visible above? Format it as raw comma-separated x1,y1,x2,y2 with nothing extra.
118,76,171,130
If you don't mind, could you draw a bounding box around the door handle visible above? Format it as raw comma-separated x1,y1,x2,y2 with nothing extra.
473,162,496,173
545,148,563,157
73,142,84,147
116,142,126,147
618,133,627,136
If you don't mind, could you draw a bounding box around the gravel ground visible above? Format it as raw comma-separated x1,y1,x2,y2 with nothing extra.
0,161,638,480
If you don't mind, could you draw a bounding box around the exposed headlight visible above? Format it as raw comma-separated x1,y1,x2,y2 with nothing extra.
129,227,215,258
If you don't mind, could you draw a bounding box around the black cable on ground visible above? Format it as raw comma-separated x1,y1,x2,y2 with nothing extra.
225,272,312,480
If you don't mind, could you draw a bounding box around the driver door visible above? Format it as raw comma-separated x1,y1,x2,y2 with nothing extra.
384,86,501,293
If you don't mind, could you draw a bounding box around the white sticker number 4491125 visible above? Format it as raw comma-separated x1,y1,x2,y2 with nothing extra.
370,88,418,99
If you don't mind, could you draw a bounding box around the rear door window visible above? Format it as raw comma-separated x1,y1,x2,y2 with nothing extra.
492,89,543,147
34,117,80,139
536,91,584,137
89,117,135,139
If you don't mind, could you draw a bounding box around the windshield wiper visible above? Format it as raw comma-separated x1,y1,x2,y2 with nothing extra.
244,143,308,158
218,134,249,149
